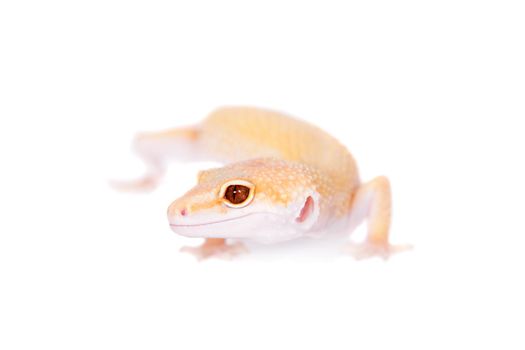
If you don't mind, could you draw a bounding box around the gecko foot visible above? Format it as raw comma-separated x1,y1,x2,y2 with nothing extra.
180,239,248,261
343,241,413,260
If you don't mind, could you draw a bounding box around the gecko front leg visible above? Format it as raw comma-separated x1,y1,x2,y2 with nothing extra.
345,176,412,260
180,238,248,261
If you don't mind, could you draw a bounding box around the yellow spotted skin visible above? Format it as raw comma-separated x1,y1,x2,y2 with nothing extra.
201,107,359,186
198,158,322,206
195,107,360,217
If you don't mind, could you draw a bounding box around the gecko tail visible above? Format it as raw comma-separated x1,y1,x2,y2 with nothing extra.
111,125,203,192
133,125,202,162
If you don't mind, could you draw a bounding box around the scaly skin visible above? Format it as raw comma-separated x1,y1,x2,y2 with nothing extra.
115,107,410,260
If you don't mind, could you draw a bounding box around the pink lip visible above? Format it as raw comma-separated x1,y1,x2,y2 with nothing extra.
169,213,260,228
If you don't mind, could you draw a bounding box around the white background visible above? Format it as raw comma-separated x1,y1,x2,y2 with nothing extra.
1,1,524,349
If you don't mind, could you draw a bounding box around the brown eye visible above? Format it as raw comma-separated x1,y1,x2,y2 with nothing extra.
224,185,250,204
219,180,255,208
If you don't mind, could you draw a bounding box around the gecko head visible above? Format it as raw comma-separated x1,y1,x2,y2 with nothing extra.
167,159,321,243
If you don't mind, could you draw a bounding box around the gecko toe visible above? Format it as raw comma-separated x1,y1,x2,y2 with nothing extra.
343,241,413,260
180,241,248,261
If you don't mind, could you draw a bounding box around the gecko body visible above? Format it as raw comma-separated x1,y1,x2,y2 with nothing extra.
117,107,408,259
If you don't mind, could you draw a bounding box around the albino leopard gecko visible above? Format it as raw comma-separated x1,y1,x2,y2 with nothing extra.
114,107,410,260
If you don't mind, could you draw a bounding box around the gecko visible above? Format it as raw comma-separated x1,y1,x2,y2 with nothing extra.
114,107,410,260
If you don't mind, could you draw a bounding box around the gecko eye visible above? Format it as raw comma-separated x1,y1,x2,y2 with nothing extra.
219,180,255,208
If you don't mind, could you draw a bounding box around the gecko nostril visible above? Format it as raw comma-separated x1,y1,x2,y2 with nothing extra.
180,208,188,216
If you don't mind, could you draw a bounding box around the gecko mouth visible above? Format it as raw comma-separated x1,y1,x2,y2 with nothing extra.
169,212,261,228
169,211,285,238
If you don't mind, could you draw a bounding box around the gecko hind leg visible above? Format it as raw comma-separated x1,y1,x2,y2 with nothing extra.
111,126,201,192
180,238,248,261
344,176,412,260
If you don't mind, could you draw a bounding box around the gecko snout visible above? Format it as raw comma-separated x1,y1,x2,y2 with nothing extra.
167,201,190,224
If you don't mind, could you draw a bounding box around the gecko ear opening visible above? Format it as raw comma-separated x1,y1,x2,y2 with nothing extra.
295,193,321,233
296,196,315,223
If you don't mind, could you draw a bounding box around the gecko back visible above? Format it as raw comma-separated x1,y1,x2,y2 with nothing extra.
199,107,360,190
